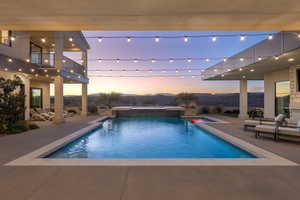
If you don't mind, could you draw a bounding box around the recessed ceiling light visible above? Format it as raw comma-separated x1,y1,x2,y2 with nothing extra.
288,58,295,62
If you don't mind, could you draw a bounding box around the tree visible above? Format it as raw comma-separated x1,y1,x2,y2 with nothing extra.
175,93,198,108
97,92,121,108
0,76,25,133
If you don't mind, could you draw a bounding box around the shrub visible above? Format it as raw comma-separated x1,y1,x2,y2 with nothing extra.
88,104,98,114
9,121,28,134
200,106,210,114
212,105,223,113
67,109,77,114
28,123,39,130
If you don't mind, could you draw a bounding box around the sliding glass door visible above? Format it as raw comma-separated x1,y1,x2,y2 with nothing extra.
275,81,290,117
30,88,43,108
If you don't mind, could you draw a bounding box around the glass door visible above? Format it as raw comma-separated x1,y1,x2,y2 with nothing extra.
275,81,290,117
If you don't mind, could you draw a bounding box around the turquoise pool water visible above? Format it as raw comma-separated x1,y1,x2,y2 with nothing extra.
46,117,255,158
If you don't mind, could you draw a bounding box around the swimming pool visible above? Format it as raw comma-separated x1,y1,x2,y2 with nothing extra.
46,117,255,159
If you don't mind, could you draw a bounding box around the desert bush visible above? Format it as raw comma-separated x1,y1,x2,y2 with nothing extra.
88,104,98,114
200,106,210,114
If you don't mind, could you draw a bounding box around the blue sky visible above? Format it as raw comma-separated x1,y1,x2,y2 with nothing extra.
62,30,277,95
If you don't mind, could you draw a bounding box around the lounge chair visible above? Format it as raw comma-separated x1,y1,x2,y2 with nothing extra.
244,114,288,130
255,120,300,141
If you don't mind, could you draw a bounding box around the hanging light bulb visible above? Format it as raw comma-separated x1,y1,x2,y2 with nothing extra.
62,59,66,63
151,59,156,63
98,59,102,63
187,58,192,63
169,58,174,63
35,74,38,77
223,58,227,62
268,34,273,40
184,36,189,42
26,59,30,63
239,68,243,71
41,38,46,43
45,74,49,78
240,35,246,41
8,58,12,62
18,68,22,72
70,69,74,73
44,59,49,63
51,43,55,47
31,68,35,72
68,37,73,42
155,36,160,42
116,59,120,63
258,56,262,61
10,36,16,41
188,69,192,73
205,58,210,62
127,37,132,42
44,69,48,73
133,59,138,63
240,58,244,62
175,69,179,73
212,36,217,42
97,37,103,42
274,56,279,60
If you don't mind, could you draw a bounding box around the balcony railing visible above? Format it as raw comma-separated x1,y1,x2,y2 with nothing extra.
34,53,85,76
202,31,300,80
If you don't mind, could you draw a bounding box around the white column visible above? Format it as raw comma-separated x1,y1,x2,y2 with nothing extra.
239,79,248,119
24,78,30,120
264,74,275,118
54,32,65,124
81,50,88,117
81,83,88,117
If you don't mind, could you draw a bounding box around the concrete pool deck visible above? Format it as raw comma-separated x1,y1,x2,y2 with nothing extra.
1,115,300,199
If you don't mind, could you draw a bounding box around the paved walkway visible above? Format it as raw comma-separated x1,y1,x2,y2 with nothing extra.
1,115,300,200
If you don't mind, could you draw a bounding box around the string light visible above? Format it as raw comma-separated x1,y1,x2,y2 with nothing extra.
31,68,35,72
41,38,46,43
98,59,102,63
239,68,243,71
184,36,189,42
240,58,244,62
240,35,246,41
169,58,174,63
68,37,73,42
250,69,255,72
44,59,49,63
51,43,55,47
155,36,160,42
151,59,156,63
274,56,279,60
44,69,48,73
8,58,12,62
258,56,262,61
187,58,192,63
97,37,103,42
212,36,217,42
223,58,227,62
26,59,30,63
127,37,132,42
18,68,22,72
116,59,120,63
288,58,295,62
205,58,210,62
35,74,38,77
134,59,138,63
10,36,16,41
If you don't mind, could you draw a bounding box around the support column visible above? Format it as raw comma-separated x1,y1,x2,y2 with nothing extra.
81,83,88,117
239,79,248,119
24,78,30,120
81,50,88,117
54,32,65,124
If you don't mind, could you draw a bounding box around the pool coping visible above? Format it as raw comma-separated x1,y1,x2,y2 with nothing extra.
5,117,297,166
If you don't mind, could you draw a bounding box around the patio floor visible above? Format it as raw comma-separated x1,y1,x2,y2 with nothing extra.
1,115,300,200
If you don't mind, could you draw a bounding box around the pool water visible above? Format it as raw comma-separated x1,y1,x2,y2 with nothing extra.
46,117,255,159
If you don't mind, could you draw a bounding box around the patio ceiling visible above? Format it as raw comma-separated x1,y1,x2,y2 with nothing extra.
1,0,300,30
206,48,300,80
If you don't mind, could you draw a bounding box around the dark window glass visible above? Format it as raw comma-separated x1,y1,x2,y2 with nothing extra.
30,88,43,108
297,69,300,92
275,81,290,117
30,42,43,65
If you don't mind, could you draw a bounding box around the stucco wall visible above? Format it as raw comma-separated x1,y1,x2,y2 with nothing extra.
0,31,30,60
289,66,300,121
263,68,289,118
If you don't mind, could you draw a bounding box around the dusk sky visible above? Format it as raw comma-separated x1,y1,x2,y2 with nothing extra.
58,30,277,95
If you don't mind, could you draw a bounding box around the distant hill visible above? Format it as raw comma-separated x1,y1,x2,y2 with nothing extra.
53,92,264,108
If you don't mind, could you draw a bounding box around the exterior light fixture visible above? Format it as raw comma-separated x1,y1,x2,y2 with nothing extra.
239,68,243,71
41,38,46,43
44,59,49,63
44,69,48,73
127,37,132,42
8,58,12,62
4,68,8,71
268,34,273,40
116,59,120,63
98,59,102,63
97,37,103,42
258,56,262,61
288,58,295,62
169,58,174,63
68,37,73,42
62,59,66,63
70,69,74,73
242,75,246,79
240,58,244,62
10,36,16,41
35,74,38,77
26,59,30,63
187,58,192,63
134,59,138,63
206,58,210,62
274,56,279,60
31,68,35,72
18,68,22,72
240,35,246,41
151,59,156,63
212,36,217,42
250,69,255,72
223,58,227,62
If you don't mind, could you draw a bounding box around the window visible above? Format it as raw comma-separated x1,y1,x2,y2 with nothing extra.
296,68,300,92
30,88,43,108
30,42,43,65
0,30,12,46
275,81,290,117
